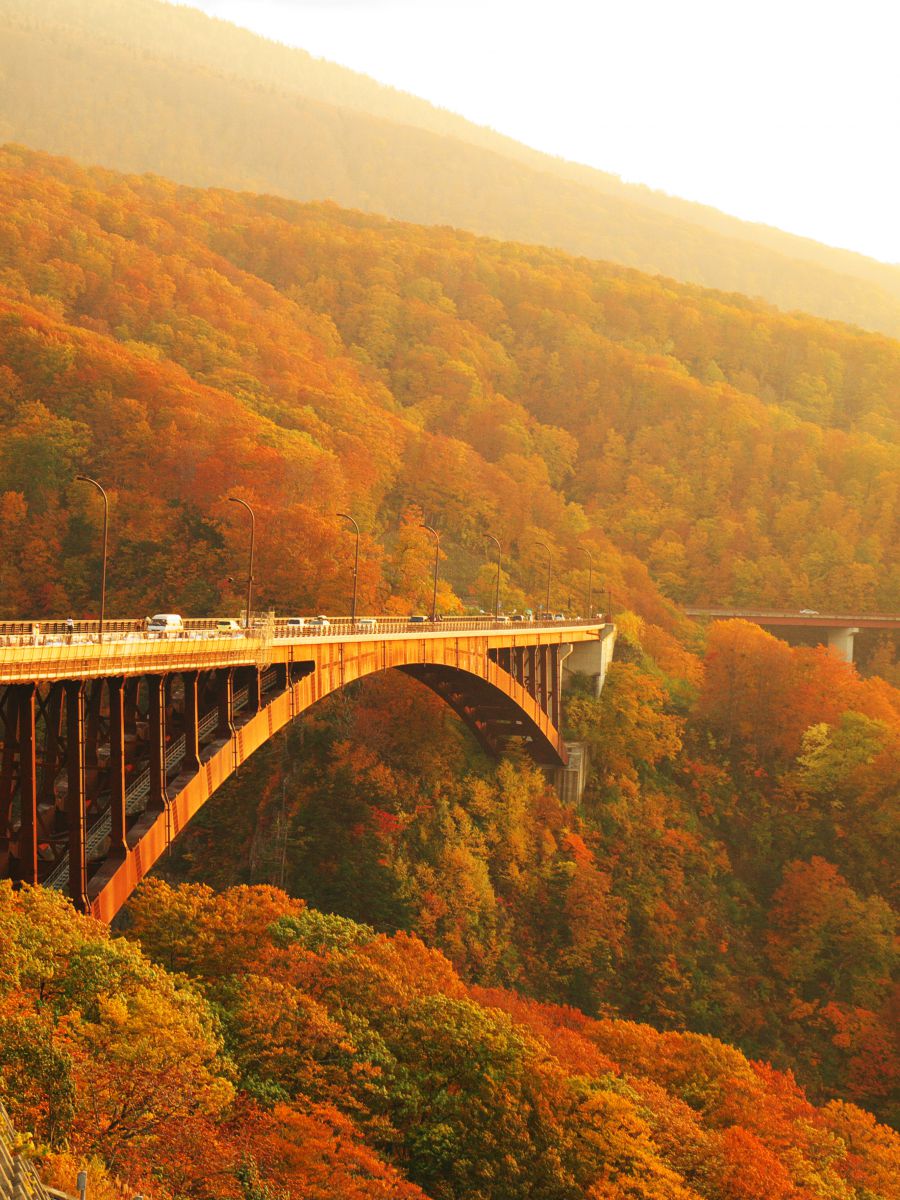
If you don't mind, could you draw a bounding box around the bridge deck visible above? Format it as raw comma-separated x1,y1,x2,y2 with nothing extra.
0,618,606,685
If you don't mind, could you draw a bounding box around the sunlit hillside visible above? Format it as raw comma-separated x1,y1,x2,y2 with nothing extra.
0,146,898,633
3,882,898,1200
3,0,900,337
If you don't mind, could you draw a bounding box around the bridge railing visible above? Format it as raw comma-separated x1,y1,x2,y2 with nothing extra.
0,614,607,644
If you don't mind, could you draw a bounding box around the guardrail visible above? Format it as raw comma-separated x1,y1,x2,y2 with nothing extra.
0,613,607,647
0,1102,50,1200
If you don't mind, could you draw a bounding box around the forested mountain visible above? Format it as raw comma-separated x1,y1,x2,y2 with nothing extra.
1,146,898,630
1,147,898,1193
4,0,900,338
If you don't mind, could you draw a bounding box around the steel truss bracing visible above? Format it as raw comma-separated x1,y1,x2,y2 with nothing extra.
0,624,607,921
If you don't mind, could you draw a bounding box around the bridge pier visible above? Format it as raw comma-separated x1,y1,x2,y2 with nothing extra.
562,625,617,696
827,627,859,663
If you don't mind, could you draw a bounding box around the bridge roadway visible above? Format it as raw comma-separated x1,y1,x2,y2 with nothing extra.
684,608,900,662
0,616,611,921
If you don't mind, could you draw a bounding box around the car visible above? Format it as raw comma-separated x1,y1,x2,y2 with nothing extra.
495,614,511,624
510,613,527,622
553,612,566,622
306,615,331,630
799,609,819,616
355,617,378,632
285,617,306,630
408,614,429,624
147,613,184,638
216,618,242,635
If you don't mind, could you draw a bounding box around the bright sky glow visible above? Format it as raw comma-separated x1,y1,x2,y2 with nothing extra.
176,0,900,265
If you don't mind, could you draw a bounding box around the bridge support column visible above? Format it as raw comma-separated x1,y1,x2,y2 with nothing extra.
246,666,262,715
217,668,235,740
546,740,591,806
827,627,859,663
525,647,537,697
108,677,128,859
182,671,201,773
17,684,38,887
39,683,64,807
563,627,617,696
65,680,89,911
548,646,561,729
147,675,169,814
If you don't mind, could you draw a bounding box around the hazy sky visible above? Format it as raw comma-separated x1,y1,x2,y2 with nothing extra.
176,0,900,264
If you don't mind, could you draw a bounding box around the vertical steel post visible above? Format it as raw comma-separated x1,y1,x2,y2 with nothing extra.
217,668,235,740
182,671,200,774
580,546,594,617
229,496,256,629
39,683,64,806
548,646,561,728
65,680,89,910
108,677,128,859
421,525,440,623
338,513,360,621
147,675,168,813
246,666,262,715
484,533,502,618
18,684,38,886
76,475,109,644
532,541,552,617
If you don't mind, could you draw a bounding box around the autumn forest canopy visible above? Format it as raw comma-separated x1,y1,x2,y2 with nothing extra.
0,139,898,1199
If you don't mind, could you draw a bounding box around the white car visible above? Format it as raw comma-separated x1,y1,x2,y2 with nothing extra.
306,615,331,631
355,617,378,632
147,613,184,638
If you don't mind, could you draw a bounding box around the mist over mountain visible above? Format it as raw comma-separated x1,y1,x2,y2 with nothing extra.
3,0,900,337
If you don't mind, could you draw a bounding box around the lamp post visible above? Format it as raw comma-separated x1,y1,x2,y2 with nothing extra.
484,533,502,618
75,475,108,644
533,541,552,619
420,524,440,622
228,497,255,630
579,546,594,618
337,513,360,621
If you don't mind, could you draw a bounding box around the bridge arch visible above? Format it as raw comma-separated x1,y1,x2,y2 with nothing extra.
0,625,596,921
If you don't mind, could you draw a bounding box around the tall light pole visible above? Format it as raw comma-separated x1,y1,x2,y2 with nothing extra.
580,546,594,617
533,541,552,619
228,497,255,629
337,512,360,621
420,524,440,622
484,533,502,618
76,475,108,644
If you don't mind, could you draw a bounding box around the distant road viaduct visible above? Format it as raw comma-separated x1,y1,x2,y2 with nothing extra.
684,609,900,663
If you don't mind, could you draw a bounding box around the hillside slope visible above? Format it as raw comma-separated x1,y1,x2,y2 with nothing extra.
0,146,898,625
3,0,900,338
2,882,898,1200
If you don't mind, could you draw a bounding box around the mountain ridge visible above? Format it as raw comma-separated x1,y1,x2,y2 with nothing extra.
3,0,900,338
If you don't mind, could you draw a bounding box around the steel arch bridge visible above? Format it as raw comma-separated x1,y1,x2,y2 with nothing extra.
0,616,611,921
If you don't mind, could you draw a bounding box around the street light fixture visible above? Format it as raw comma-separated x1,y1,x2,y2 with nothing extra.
532,541,552,619
75,475,108,644
420,524,440,622
579,546,594,618
337,513,360,621
484,533,502,618
228,497,255,630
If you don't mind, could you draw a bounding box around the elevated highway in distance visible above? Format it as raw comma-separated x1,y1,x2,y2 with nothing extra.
684,608,900,662
0,615,614,921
